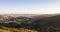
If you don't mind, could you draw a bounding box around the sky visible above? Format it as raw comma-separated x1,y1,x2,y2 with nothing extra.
0,0,60,14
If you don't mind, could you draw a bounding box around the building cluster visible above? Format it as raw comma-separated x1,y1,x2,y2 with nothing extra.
0,15,31,23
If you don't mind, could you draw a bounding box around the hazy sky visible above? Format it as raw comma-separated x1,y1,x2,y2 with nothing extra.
0,0,60,14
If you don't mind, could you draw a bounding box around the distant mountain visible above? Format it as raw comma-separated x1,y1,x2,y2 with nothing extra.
0,14,39,17
0,14,58,17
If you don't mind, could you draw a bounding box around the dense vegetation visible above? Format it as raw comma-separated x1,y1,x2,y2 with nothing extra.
0,14,60,32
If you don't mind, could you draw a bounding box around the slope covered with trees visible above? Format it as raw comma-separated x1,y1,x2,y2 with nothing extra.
0,14,60,32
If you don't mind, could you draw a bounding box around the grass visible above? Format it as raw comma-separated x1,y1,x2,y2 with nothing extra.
0,26,38,32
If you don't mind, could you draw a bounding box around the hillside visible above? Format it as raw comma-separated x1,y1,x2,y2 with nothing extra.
0,26,38,32
0,14,60,32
